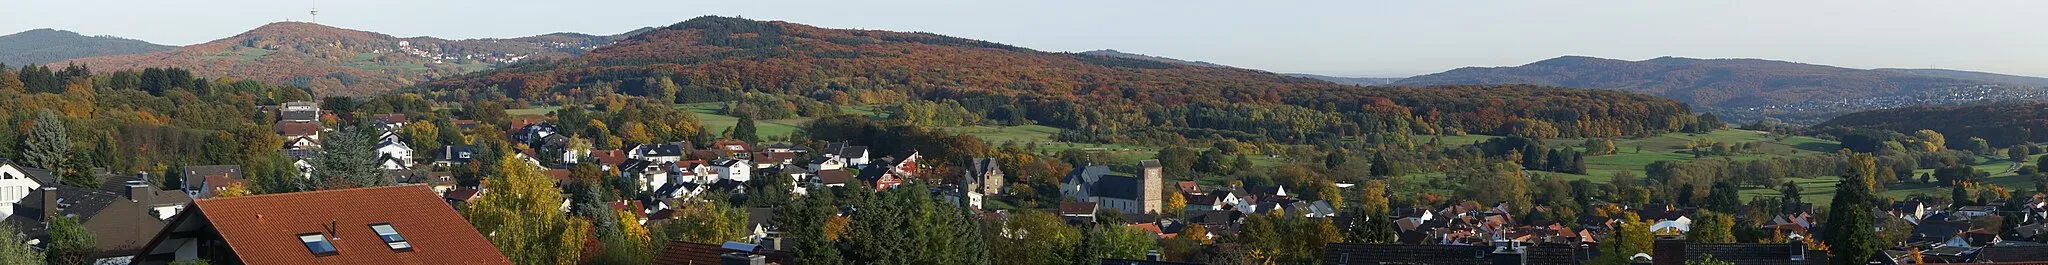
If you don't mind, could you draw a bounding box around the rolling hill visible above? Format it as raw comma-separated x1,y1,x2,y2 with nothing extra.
1813,102,2048,148
1873,68,2048,87
428,16,1699,143
60,22,639,96
1397,56,2010,108
1395,56,2047,123
0,29,173,66
1076,49,1232,68
1283,73,1403,86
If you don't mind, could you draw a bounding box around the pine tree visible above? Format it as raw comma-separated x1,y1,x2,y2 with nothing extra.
21,111,67,172
312,121,385,189
734,115,760,143
1825,152,1881,265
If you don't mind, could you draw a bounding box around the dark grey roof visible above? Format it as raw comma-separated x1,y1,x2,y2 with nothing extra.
1911,220,1969,243
1139,159,1160,168
971,158,1001,176
1683,243,1829,265
0,159,56,185
439,145,479,162
621,159,657,172
1099,258,1198,265
181,165,243,190
840,146,868,159
1320,243,1581,265
746,208,775,232
1974,246,2048,262
281,110,319,122
1091,174,1143,200
637,143,688,157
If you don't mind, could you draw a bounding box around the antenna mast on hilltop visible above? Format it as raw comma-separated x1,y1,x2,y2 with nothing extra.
310,0,319,23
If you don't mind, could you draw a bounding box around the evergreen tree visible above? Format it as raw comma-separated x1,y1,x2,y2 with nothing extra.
773,195,843,265
1369,155,1400,177
734,115,760,143
1825,152,1881,265
22,111,67,172
1703,182,1741,213
312,122,385,189
1323,150,1347,169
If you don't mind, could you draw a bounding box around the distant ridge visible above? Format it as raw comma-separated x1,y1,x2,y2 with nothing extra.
1394,55,2045,123
60,22,634,96
1873,68,2048,87
1077,49,1233,68
0,29,173,66
1282,73,1403,86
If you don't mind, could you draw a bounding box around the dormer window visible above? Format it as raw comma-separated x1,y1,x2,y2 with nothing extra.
299,233,339,256
370,224,411,250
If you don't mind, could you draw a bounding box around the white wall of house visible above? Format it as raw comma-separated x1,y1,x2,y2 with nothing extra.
0,165,40,218
717,163,751,182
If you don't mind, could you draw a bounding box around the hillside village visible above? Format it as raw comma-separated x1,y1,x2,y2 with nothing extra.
5,7,2048,265
3,98,2048,265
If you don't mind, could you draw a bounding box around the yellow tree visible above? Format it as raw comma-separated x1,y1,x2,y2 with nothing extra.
1360,180,1390,215
213,183,252,198
462,155,587,265
1163,189,1187,217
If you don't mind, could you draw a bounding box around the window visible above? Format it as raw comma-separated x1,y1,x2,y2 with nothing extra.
370,224,410,250
299,233,338,256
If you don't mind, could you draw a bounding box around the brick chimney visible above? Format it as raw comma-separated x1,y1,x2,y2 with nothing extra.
39,186,56,222
1652,235,1686,265
126,180,152,203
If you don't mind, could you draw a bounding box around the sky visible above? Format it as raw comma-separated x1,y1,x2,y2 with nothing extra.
5,0,2045,77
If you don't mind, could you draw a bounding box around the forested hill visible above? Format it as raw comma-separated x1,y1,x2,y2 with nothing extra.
0,29,173,66
1813,103,2048,148
1076,49,1233,68
426,16,1699,144
61,22,632,96
1394,56,2032,122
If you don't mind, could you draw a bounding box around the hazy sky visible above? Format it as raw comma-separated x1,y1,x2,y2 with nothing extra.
5,0,2044,77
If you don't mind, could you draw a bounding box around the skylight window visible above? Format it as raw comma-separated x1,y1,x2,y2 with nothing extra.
370,224,411,250
299,233,338,256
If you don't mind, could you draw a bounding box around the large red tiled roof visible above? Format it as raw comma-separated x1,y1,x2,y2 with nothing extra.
190,185,510,264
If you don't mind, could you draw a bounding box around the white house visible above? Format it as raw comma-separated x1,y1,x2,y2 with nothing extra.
376,139,414,170
712,159,751,183
628,142,688,163
0,162,51,218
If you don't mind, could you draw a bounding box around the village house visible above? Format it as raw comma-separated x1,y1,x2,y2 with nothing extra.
0,160,53,219
1060,160,1164,215
6,175,191,263
180,165,245,199
132,185,511,264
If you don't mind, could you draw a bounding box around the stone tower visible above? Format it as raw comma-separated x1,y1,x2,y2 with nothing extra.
1140,159,1163,214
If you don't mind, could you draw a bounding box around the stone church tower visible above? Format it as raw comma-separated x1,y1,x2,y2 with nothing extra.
1140,159,1163,214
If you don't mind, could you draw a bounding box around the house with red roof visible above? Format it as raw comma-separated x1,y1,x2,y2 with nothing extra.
131,185,510,265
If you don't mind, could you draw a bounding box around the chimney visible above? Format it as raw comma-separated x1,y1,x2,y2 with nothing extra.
758,237,782,251
720,253,765,265
1788,238,1807,261
126,180,152,203
40,186,56,222
1652,236,1686,265
1489,239,1524,265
